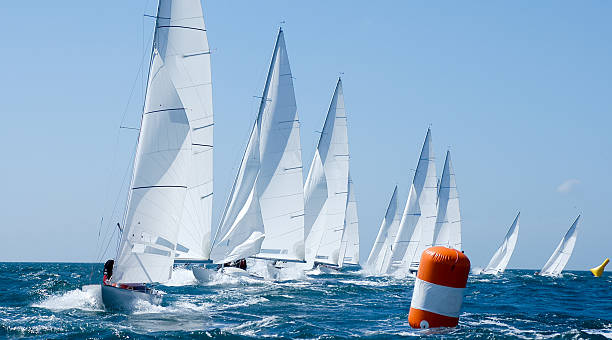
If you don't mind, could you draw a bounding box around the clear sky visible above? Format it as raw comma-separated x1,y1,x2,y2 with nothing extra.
1,1,610,270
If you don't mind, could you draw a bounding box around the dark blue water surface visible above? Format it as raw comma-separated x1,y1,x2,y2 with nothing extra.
0,262,610,339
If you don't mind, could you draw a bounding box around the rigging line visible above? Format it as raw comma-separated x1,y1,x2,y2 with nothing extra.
97,139,138,256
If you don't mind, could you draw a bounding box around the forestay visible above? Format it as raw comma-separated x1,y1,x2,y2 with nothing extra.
366,186,399,271
483,212,520,275
152,0,215,262
433,151,461,250
387,184,421,274
540,215,580,277
304,79,350,266
402,128,438,270
338,175,360,267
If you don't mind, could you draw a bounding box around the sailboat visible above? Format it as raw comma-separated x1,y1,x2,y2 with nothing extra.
432,150,461,250
101,0,212,309
482,212,520,275
539,215,580,277
400,128,438,273
304,78,351,270
386,183,421,275
207,28,306,278
337,175,360,269
365,186,400,273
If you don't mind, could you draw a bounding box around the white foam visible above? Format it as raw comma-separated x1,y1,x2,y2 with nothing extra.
338,279,388,287
33,285,103,311
584,329,612,339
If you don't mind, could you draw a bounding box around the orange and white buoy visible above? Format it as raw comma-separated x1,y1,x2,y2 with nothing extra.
408,246,470,329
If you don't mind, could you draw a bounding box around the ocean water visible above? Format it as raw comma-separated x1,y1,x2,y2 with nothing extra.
0,262,611,339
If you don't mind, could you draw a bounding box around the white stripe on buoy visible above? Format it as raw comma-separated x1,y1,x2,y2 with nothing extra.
411,278,465,318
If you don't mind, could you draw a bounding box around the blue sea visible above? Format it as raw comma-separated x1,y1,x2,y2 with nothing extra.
0,262,610,339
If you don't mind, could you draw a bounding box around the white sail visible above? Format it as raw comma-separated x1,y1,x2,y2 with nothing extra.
433,151,461,250
210,29,305,263
209,123,265,264
149,0,214,262
402,128,437,271
366,186,399,270
338,175,360,267
112,33,193,284
304,79,350,266
540,215,580,276
483,212,520,275
386,183,421,274
253,29,305,262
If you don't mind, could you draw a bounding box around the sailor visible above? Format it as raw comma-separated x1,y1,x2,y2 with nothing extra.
103,259,114,284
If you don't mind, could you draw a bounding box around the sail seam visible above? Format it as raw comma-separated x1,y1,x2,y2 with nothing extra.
156,25,206,32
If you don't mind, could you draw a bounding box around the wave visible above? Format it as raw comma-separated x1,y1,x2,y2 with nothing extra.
32,284,104,311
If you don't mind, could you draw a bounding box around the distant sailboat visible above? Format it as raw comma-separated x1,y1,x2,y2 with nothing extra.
207,28,305,277
102,0,212,309
401,128,438,272
338,175,360,269
539,215,580,277
386,184,421,275
433,150,461,250
304,78,351,269
366,186,400,273
482,212,520,275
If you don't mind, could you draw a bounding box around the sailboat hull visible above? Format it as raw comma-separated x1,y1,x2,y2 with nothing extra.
192,266,217,282
101,284,162,310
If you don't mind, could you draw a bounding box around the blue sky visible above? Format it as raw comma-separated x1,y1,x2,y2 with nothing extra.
1,1,610,270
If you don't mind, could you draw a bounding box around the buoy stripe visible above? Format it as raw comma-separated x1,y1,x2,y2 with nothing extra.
410,278,464,318
408,308,460,328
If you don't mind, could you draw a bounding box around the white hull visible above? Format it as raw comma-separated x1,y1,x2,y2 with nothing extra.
101,284,162,310
192,266,217,282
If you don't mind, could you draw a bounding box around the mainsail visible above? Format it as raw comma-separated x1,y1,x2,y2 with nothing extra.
338,175,360,267
433,150,461,250
304,79,350,266
402,128,438,271
387,184,421,274
540,215,580,276
210,29,305,263
483,212,520,275
151,0,215,262
366,186,400,271
112,0,212,283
